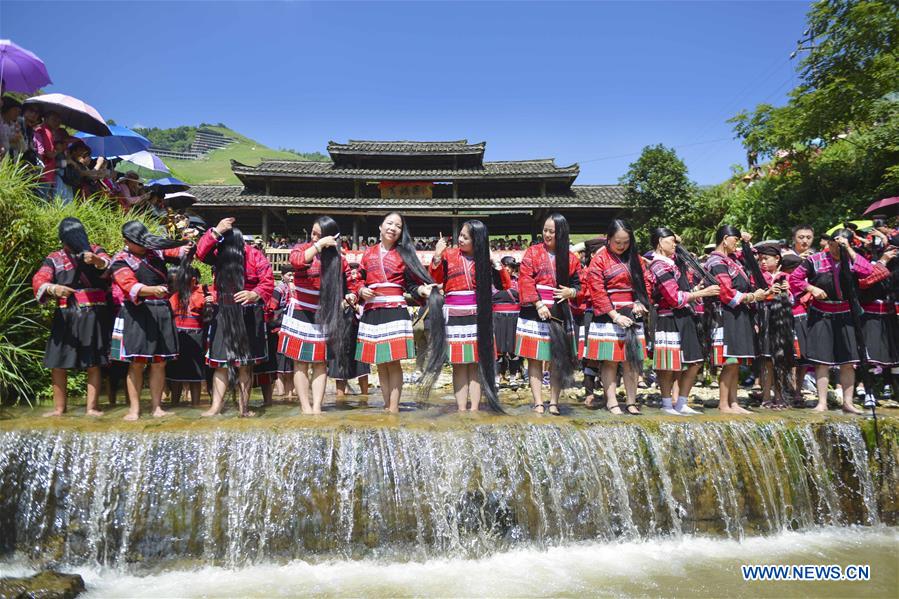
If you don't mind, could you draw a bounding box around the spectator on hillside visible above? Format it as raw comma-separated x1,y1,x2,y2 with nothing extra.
32,110,64,198
58,141,109,202
0,97,25,160
116,171,150,212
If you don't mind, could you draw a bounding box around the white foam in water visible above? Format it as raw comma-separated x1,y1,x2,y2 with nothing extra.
3,527,893,598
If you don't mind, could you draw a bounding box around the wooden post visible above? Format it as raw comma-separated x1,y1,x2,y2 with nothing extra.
261,210,269,244
452,216,460,243
352,217,359,250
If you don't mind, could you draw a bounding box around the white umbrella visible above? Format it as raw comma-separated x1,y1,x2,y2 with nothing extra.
118,150,170,173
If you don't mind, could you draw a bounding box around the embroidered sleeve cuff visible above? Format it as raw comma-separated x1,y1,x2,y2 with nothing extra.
727,291,744,308
36,283,51,303
676,290,690,308
130,283,144,303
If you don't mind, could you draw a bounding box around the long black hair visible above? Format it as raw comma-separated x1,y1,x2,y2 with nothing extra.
834,229,875,409
313,216,354,374
383,212,446,399
465,219,503,412
607,219,649,372
547,212,577,389
757,245,795,402
58,217,90,255
172,245,199,316
215,228,251,364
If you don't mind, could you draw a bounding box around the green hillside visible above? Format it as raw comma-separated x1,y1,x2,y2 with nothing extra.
139,125,328,185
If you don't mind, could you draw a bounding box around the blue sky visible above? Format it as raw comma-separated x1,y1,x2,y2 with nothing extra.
2,1,811,184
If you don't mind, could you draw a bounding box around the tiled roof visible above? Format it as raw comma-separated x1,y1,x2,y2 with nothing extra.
231,159,579,180
190,184,626,209
327,139,486,155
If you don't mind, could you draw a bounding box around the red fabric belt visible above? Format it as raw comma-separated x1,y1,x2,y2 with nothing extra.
811,300,850,314
59,288,106,308
493,303,520,313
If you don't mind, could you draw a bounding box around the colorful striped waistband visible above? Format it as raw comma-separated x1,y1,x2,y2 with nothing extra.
811,300,850,314
493,303,520,313
861,301,894,314
445,291,476,307
59,288,107,308
537,284,555,306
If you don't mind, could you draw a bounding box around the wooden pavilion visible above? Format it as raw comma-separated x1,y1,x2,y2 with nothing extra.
189,139,630,245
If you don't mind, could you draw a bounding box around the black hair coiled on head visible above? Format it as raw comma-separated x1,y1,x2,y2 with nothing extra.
548,212,577,389
172,245,198,317
382,212,446,400
313,216,354,375
216,228,251,367
466,219,503,412
58,217,90,255
608,219,649,372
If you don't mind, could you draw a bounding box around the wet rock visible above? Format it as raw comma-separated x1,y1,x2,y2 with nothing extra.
0,571,85,599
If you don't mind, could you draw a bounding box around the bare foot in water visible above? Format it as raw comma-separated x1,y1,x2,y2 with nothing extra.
152,408,173,418
842,403,863,415
733,404,752,414
200,409,220,417
718,405,737,414
123,412,139,421
85,409,103,417
239,410,257,418
811,404,828,412
43,410,64,417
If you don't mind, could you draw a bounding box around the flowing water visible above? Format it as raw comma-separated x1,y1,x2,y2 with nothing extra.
0,407,897,596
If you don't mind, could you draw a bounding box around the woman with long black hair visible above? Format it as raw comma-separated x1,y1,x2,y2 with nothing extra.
515,213,581,415
355,212,441,413
195,217,274,417
430,220,510,412
109,221,189,420
166,255,210,406
788,229,875,413
280,216,356,414
754,244,797,409
706,225,767,414
493,256,522,384
584,220,652,415
32,217,113,417
648,228,720,415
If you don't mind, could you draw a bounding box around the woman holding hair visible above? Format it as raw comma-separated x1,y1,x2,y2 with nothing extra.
788,229,876,413
705,225,767,414
280,217,356,414
195,217,274,417
584,220,652,415
109,221,189,420
430,220,510,412
355,212,440,413
648,228,720,415
32,218,113,417
754,244,797,409
515,213,581,415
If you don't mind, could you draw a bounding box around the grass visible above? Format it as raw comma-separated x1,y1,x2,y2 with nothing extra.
165,126,328,185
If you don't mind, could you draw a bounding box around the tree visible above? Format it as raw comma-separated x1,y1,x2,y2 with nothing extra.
620,144,696,243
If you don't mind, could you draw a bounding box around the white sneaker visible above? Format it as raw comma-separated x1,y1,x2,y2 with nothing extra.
676,404,701,415
662,407,682,416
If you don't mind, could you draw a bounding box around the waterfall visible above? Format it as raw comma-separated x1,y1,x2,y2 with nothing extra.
0,419,894,570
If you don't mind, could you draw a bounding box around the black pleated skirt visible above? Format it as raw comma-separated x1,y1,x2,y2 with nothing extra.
165,328,206,382
806,308,859,365
111,300,178,363
861,312,898,365
493,312,519,355
44,305,111,369
206,303,268,368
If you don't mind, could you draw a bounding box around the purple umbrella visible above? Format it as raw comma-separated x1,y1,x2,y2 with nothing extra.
864,196,899,216
23,93,111,136
0,40,52,94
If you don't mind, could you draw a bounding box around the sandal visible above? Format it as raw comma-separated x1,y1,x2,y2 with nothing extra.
605,403,624,415
625,404,643,416
548,404,561,416
532,403,546,415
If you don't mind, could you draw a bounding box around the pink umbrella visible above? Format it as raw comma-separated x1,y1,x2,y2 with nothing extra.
23,93,111,136
863,196,899,215
0,40,52,94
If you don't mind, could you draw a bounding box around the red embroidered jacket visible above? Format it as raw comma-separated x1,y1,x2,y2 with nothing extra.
586,246,652,315
357,244,428,310
428,248,512,293
706,251,754,309
788,250,873,312
32,245,111,306
109,246,185,305
169,285,208,330
288,241,358,312
518,243,582,306
196,228,274,304
650,255,692,313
